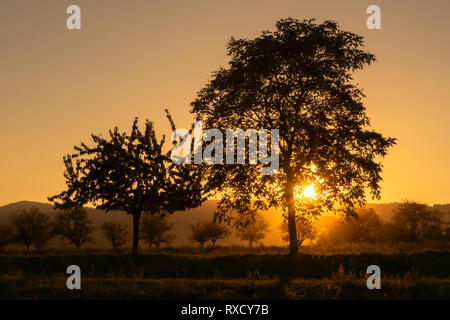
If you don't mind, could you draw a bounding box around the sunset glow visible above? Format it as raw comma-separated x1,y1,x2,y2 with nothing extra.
0,1,449,304
294,184,317,200
0,1,449,205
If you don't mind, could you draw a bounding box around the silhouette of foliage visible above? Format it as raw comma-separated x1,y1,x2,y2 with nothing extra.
101,222,129,252
236,213,269,247
190,221,230,247
9,207,52,252
207,222,230,246
53,208,95,250
49,112,207,254
190,222,210,248
389,201,445,242
191,18,396,255
317,208,383,245
140,214,175,249
281,215,317,246
0,224,13,251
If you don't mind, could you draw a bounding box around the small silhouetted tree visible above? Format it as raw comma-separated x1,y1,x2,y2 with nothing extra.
0,224,14,251
207,222,230,246
340,208,383,243
10,207,52,252
281,216,317,247
140,214,175,249
237,213,269,247
53,208,95,250
101,222,129,252
49,113,208,254
318,208,383,245
190,221,229,247
191,18,396,255
190,221,210,248
443,223,450,242
390,201,444,242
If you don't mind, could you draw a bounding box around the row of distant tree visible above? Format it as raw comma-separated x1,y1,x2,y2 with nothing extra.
0,200,448,253
192,201,450,248
317,201,450,245
0,207,101,252
0,207,267,252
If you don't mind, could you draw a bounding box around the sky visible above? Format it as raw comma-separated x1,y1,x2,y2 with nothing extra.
0,0,449,206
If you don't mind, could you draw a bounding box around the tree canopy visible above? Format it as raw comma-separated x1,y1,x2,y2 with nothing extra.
191,18,396,255
390,201,445,242
190,221,230,247
101,222,129,252
9,207,52,252
53,208,95,250
237,212,269,247
49,112,207,254
140,214,175,249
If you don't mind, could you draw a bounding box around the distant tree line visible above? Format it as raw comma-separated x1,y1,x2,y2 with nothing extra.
0,207,235,253
0,207,94,252
0,200,447,253
316,201,450,246
0,207,98,252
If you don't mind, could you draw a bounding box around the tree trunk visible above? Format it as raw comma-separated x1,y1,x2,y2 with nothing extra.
286,187,299,256
132,211,141,255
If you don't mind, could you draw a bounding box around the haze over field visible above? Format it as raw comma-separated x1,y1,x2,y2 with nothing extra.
1,200,449,248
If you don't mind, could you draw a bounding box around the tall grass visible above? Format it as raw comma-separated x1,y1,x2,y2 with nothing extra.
1,274,449,299
1,245,449,299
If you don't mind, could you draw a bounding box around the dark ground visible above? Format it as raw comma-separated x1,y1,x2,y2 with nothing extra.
1,248,449,299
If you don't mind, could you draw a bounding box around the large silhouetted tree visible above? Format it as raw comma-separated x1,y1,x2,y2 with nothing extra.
191,18,396,255
49,113,207,254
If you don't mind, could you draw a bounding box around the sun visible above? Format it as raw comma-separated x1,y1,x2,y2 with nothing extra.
294,184,317,200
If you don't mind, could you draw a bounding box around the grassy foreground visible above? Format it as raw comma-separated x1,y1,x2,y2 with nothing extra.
1,250,449,299
2,276,450,300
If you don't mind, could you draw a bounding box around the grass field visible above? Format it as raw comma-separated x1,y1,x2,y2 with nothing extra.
1,246,449,299
2,276,450,300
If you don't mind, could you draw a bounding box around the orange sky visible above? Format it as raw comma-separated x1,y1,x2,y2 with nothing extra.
0,0,449,206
